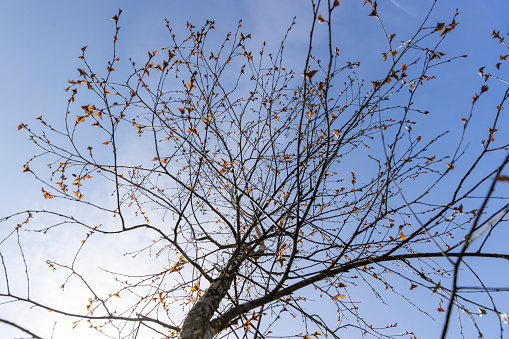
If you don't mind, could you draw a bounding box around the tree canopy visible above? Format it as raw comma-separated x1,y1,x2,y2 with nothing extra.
2,1,509,338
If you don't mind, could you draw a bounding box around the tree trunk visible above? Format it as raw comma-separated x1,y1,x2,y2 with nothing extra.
180,259,239,339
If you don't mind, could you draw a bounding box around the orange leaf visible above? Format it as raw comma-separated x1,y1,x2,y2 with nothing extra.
41,188,54,199
399,232,406,241
438,307,445,312
332,294,345,300
23,165,30,173
191,282,200,295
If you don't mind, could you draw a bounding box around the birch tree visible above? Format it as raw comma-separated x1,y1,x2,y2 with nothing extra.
3,1,509,338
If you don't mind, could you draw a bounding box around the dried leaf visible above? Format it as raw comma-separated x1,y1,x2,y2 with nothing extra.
332,294,345,300
495,175,509,182
434,22,445,32
432,281,441,294
304,70,319,80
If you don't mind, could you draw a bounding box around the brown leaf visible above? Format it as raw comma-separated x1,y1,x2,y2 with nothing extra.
434,22,445,32
495,175,509,182
424,156,435,165
304,70,319,80
318,14,326,24
432,281,441,294
440,27,453,37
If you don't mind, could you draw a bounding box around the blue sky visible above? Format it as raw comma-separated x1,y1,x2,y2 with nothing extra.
1,0,509,338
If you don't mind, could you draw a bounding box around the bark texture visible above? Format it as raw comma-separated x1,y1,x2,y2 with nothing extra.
180,258,239,339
